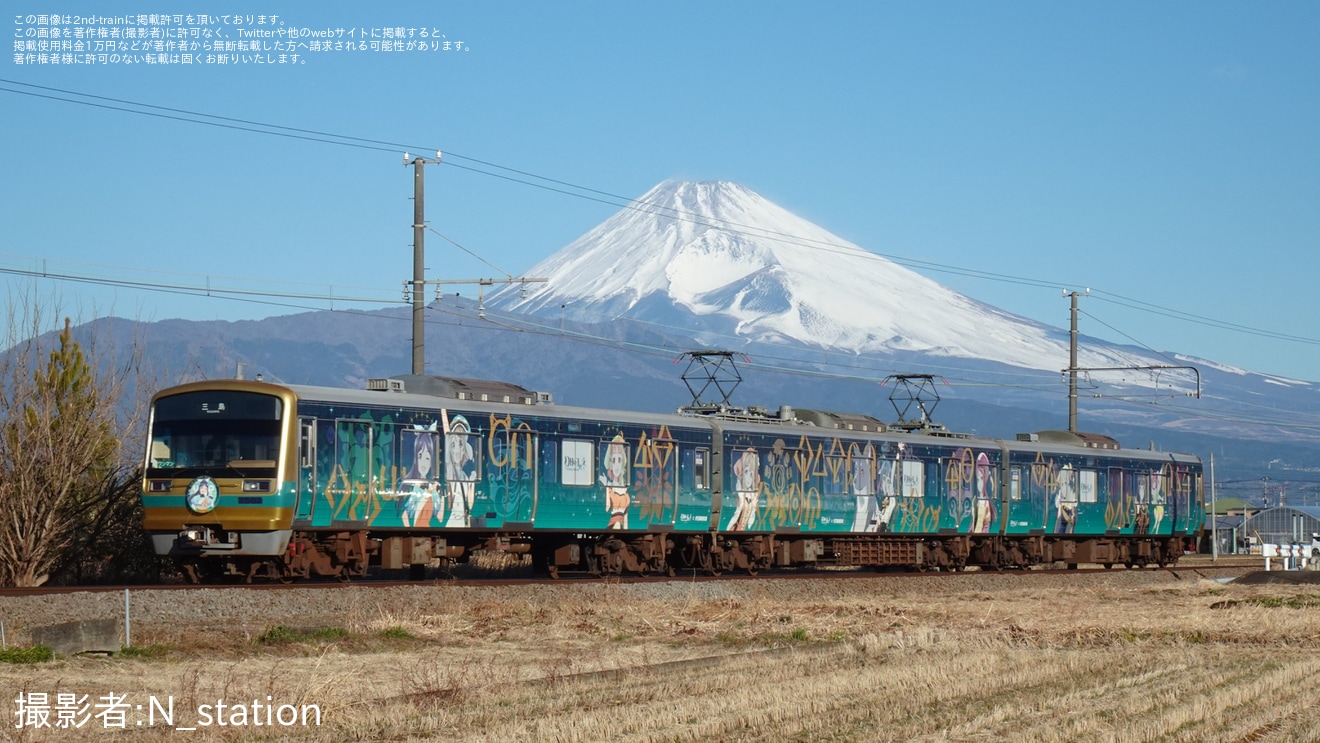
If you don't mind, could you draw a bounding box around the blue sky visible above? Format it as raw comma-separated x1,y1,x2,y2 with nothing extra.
3,2,1319,382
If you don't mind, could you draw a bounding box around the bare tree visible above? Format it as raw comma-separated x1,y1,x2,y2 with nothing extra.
0,300,144,587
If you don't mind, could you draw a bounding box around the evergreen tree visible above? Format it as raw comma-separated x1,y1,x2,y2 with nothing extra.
0,317,146,586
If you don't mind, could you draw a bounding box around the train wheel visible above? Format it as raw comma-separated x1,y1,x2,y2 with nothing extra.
698,549,721,577
648,557,672,577
273,560,296,584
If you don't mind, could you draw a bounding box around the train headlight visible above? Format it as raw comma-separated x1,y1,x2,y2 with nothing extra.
242,480,271,492
148,480,172,492
180,528,208,544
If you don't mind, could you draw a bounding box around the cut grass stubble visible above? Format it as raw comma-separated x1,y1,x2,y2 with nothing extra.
3,569,1320,741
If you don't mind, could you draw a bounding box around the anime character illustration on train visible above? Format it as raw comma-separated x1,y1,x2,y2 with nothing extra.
139,370,1203,582
399,427,441,528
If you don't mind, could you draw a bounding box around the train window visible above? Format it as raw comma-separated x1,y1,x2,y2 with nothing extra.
900,460,925,498
823,454,846,495
445,429,481,483
600,436,630,488
1057,466,1078,503
541,439,558,484
730,447,759,495
401,429,441,487
1108,468,1127,506
151,439,172,466
1148,471,1168,504
1078,470,1098,503
850,445,874,496
561,439,593,487
1009,467,1022,501
299,419,315,469
694,448,709,491
876,458,898,500
155,390,282,421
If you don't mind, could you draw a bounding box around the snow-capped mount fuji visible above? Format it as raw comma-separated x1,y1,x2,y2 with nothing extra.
493,180,1139,374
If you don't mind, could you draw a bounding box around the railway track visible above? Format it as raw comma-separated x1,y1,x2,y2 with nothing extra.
0,557,1264,598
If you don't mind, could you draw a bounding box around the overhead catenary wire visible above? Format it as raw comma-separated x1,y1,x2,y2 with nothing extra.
1077,308,1180,368
4,81,1319,432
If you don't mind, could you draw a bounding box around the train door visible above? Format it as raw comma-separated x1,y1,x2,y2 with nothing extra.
489,422,535,525
1170,462,1192,534
330,418,373,524
676,445,711,530
633,433,678,529
534,437,556,524
295,417,316,522
708,429,724,533
1003,465,1023,532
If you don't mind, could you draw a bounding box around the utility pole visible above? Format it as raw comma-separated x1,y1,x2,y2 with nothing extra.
400,151,548,376
405,151,442,375
1065,289,1086,433
1210,453,1217,563
1061,289,1199,433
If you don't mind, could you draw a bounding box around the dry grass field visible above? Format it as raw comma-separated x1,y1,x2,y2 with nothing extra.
3,559,1320,742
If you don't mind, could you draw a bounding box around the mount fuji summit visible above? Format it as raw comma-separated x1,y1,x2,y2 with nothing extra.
493,180,1139,374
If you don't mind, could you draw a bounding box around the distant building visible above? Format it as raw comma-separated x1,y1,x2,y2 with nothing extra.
1239,507,1320,551
1205,514,1246,555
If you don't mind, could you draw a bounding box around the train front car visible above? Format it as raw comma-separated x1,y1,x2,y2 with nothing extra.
141,380,298,582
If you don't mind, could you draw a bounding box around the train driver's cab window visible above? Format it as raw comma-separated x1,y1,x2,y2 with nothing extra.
151,440,172,468
561,439,593,486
